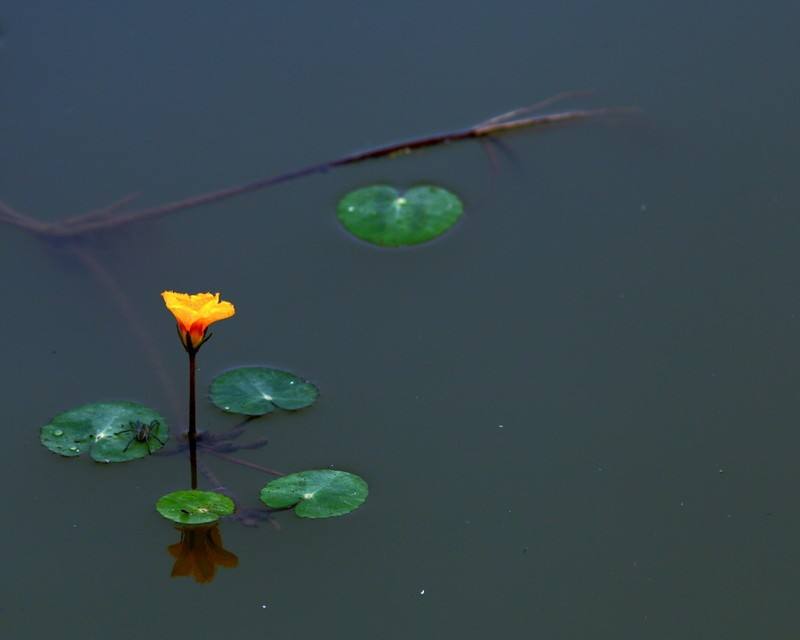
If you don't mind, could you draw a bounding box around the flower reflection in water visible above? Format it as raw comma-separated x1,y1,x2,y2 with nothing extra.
168,524,238,583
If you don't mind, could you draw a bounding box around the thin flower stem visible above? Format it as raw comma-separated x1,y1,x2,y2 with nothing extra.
189,351,198,489
206,450,284,476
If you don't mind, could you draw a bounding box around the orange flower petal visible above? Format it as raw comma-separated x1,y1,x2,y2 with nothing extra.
161,291,236,349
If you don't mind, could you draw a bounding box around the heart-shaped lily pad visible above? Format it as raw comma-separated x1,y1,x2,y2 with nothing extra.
210,367,319,416
156,490,235,525
40,402,168,463
259,470,368,518
337,184,463,246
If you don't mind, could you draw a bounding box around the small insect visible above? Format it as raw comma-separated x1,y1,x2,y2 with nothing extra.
115,420,165,454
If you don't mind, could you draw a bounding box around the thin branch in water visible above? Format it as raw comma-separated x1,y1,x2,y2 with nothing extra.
197,459,228,494
480,138,502,176
480,89,595,125
232,438,270,451
199,448,280,528
483,136,524,175
61,192,140,228
225,415,260,440
0,199,50,234
0,94,639,241
70,246,181,419
206,450,284,476
29,98,638,237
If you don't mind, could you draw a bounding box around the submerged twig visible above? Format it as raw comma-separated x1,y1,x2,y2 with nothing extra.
197,458,228,494
64,192,141,227
70,246,181,419
206,450,284,476
225,415,259,441
0,94,638,239
480,89,595,125
0,199,50,234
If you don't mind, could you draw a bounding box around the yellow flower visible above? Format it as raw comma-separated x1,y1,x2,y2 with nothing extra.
161,291,235,351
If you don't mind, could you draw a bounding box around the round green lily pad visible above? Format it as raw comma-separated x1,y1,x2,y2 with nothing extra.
156,490,235,525
210,367,319,416
40,402,168,463
260,470,368,518
337,184,463,247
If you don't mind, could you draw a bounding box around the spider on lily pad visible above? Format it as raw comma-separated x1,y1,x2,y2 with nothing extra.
115,419,166,454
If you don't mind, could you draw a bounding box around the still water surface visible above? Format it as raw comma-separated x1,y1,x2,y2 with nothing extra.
2,1,800,638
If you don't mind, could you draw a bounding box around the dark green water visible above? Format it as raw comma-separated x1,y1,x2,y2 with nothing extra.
2,1,800,638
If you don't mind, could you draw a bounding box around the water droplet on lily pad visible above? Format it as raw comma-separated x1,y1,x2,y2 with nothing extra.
337,184,463,247
40,401,168,462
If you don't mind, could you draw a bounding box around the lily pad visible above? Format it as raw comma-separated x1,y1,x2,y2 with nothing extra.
259,470,368,518
210,367,319,416
156,490,235,525
40,402,168,463
337,184,463,247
